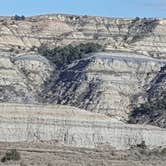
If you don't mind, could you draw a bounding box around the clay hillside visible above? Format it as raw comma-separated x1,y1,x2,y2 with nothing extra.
0,14,166,166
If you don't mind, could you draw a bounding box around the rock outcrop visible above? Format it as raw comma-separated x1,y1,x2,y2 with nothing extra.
0,13,166,153
1,103,166,150
1,51,165,120
0,52,54,103
129,65,166,127
41,52,166,119
0,15,166,59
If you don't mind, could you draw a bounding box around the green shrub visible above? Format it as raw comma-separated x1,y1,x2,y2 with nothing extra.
14,15,25,21
160,148,166,156
38,43,103,68
129,92,166,127
1,149,21,162
136,141,147,149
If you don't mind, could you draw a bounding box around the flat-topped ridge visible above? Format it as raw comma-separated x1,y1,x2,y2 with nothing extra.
87,52,166,63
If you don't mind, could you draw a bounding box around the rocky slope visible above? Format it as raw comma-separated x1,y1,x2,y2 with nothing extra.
0,52,54,103
41,52,166,119
0,14,166,59
129,65,166,127
1,103,166,150
0,14,166,158
1,51,165,120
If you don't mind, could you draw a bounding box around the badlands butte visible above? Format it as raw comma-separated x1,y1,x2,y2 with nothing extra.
0,14,166,165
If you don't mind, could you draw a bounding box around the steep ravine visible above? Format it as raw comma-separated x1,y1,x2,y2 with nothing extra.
129,65,166,128
1,14,166,158
40,52,166,120
1,50,166,124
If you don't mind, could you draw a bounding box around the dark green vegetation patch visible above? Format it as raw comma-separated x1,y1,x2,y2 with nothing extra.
38,43,103,69
1,149,21,162
129,65,166,128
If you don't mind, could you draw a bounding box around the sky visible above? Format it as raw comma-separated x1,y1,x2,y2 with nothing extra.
0,0,166,18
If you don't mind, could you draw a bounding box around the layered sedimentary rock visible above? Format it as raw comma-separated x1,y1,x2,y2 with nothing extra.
0,51,165,120
129,65,166,127
147,65,166,101
1,13,166,153
0,52,54,103
13,53,55,91
0,52,35,103
1,103,166,150
0,14,166,59
42,52,166,119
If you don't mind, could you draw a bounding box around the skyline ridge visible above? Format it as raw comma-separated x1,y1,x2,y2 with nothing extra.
0,0,166,18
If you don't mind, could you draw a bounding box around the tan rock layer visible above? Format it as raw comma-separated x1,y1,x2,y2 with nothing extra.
0,14,166,59
42,52,166,119
0,103,166,150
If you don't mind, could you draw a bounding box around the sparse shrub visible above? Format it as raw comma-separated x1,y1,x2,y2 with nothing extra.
69,16,74,20
126,17,158,44
83,15,88,18
135,17,140,20
129,64,166,128
2,21,7,26
136,141,147,149
129,95,166,125
1,149,21,162
9,48,14,52
15,50,20,54
14,15,25,21
160,148,166,156
38,43,103,68
30,46,37,51
18,46,21,49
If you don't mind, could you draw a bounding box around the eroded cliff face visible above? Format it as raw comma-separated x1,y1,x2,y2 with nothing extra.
129,65,166,127
0,52,54,103
41,52,166,119
1,103,166,150
0,14,166,152
1,51,165,120
0,14,166,59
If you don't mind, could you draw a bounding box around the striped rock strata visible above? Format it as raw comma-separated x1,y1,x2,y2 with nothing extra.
0,52,54,103
42,52,166,119
0,51,165,119
0,103,166,150
0,14,166,59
